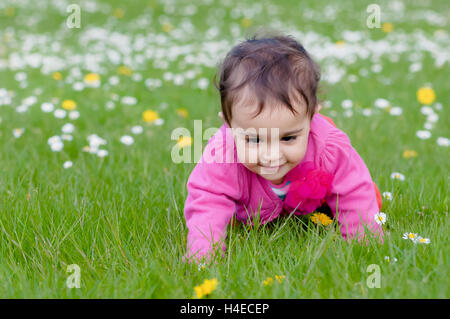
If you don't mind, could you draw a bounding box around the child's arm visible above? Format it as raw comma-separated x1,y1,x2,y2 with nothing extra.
183,157,241,264
320,129,383,242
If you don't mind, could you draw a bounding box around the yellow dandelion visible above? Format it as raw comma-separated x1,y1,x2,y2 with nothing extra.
142,110,159,123
402,149,418,159
84,73,100,84
5,7,15,17
381,22,394,33
417,87,436,105
177,136,192,148
52,72,62,81
241,17,253,28
310,213,333,226
335,40,345,46
162,22,174,33
62,99,77,110
194,278,218,299
274,275,286,283
263,277,273,286
113,8,124,19
118,66,132,76
176,108,189,118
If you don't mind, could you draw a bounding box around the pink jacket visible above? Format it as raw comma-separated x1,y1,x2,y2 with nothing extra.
184,113,383,262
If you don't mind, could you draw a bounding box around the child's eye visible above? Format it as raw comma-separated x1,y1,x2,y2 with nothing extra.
246,136,260,144
281,136,297,142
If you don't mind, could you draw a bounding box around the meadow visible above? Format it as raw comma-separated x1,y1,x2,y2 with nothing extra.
0,0,448,298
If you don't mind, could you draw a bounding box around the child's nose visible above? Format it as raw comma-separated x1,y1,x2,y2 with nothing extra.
259,145,282,164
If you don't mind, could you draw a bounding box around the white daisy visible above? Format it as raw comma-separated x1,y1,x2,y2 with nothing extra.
73,82,84,91
69,110,80,120
63,161,73,169
374,98,390,109
173,74,185,85
382,192,393,200
362,109,372,117
402,232,418,241
121,96,137,105
120,135,134,145
420,106,434,116
50,141,64,152
48,135,62,145
341,99,353,109
97,149,109,158
389,106,403,116
13,128,25,138
54,109,67,119
109,76,120,86
436,137,449,147
41,102,54,113
384,256,398,263
154,118,164,126
197,78,209,90
414,237,430,244
391,172,405,181
62,123,75,134
374,212,387,225
131,125,143,135
416,130,431,140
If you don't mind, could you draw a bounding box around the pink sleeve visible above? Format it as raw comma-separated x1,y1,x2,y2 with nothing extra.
183,141,241,263
319,129,383,243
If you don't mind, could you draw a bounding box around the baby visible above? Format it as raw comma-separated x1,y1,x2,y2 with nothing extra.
183,33,383,264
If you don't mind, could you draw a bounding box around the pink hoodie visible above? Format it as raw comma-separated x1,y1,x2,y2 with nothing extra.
184,113,383,262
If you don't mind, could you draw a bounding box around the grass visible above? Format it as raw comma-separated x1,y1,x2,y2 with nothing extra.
0,0,448,298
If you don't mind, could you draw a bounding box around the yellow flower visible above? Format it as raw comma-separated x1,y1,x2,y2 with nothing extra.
335,40,345,46
275,275,286,283
118,66,132,76
382,22,394,33
113,8,124,19
142,110,159,123
417,87,436,105
177,136,192,148
84,73,100,84
241,17,253,28
176,108,189,118
310,213,333,226
194,278,218,299
402,149,418,159
408,233,417,240
162,22,174,33
263,277,273,286
62,99,77,110
52,72,62,81
5,7,15,17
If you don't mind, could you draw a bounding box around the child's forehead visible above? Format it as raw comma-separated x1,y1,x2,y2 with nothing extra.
231,93,308,132
231,86,307,123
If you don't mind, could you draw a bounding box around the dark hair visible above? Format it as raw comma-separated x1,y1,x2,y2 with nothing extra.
214,30,320,125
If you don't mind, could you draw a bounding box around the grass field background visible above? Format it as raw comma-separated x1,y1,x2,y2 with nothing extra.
0,0,448,298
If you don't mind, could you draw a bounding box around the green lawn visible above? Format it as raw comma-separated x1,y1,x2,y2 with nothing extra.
0,0,448,298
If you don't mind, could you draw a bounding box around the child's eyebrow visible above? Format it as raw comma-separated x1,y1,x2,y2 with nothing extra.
281,128,303,136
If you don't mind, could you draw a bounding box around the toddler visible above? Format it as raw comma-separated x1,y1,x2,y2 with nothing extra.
183,33,383,264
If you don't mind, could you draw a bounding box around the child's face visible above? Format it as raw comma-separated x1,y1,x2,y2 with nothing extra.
229,92,314,185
